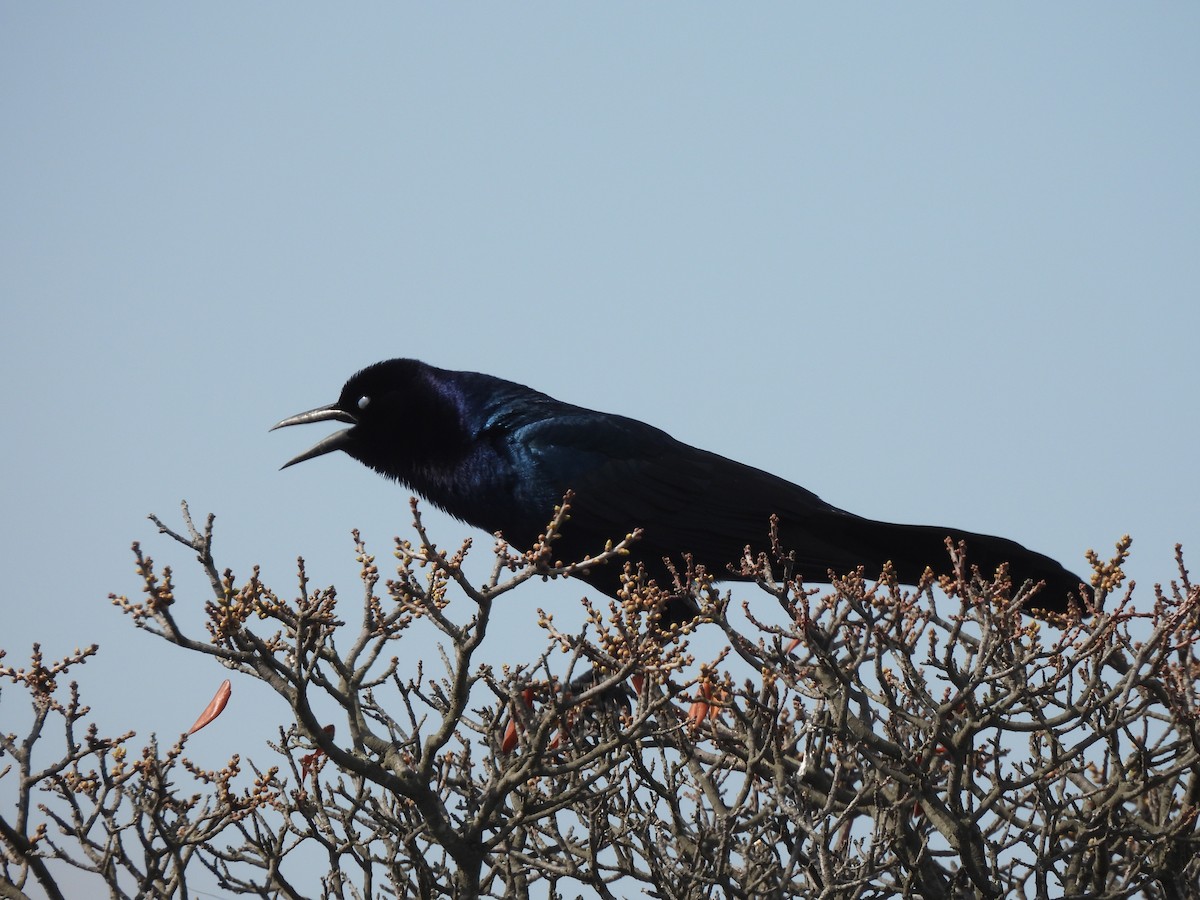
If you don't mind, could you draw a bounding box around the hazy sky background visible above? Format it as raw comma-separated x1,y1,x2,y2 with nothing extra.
3,5,1197,894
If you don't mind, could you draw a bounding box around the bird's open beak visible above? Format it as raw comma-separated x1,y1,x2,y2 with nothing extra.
271,404,358,470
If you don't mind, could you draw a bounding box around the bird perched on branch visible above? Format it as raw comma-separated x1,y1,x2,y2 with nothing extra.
273,358,1089,620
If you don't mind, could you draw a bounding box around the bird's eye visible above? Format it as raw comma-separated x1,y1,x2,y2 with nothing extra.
357,395,370,410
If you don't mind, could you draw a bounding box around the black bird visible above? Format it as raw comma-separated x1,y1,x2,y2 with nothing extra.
273,358,1089,620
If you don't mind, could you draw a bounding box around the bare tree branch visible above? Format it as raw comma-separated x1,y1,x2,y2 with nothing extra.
3,506,1198,898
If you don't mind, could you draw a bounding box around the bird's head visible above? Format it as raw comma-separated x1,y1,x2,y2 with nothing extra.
272,358,465,477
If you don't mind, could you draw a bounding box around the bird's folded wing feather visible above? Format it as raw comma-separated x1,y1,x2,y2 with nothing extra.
512,413,869,573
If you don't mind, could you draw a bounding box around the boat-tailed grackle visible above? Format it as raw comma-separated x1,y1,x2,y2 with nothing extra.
274,358,1090,620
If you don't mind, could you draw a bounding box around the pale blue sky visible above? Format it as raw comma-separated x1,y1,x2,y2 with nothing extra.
2,4,1197,891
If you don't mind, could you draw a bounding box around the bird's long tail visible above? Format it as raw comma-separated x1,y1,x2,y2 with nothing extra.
783,512,1090,615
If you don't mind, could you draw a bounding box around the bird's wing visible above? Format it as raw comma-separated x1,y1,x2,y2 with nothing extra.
506,411,1088,612
510,412,855,575
499,410,1087,612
